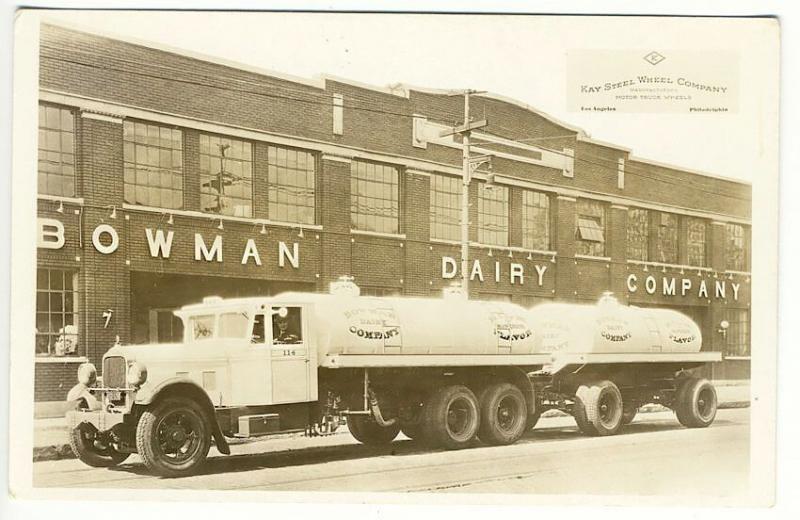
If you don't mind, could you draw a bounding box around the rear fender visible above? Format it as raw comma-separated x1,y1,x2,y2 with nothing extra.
142,379,231,455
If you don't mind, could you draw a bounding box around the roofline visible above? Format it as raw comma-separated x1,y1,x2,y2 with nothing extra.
40,18,327,90
40,19,750,187
627,155,752,186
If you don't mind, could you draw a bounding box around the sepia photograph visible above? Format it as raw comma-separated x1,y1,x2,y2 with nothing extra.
6,8,780,509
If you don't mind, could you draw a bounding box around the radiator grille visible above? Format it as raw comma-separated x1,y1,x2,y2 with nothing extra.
103,356,127,388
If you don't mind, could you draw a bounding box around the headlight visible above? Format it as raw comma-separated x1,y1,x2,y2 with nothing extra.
77,363,97,385
126,361,148,386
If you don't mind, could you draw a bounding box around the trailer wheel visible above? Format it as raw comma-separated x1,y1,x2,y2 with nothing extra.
348,415,400,445
136,396,212,478
69,423,130,467
477,383,527,445
674,378,718,428
422,385,480,449
574,380,624,436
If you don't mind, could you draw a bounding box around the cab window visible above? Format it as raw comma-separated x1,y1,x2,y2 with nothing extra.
218,311,250,339
251,314,266,344
190,314,215,341
272,307,303,344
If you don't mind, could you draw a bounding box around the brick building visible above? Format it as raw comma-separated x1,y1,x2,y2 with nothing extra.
34,24,752,404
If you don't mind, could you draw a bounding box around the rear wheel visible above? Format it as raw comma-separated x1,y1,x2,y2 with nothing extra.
69,423,130,467
574,380,624,436
136,397,212,478
422,385,480,449
621,404,638,425
348,415,400,445
674,377,718,428
400,422,424,441
477,383,528,445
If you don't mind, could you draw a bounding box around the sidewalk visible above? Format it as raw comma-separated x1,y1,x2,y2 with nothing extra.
32,381,750,463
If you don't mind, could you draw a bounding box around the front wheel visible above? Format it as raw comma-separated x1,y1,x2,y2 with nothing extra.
348,415,401,445
69,423,130,467
136,397,212,478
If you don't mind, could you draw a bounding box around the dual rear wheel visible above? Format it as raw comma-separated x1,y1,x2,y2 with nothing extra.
349,383,529,450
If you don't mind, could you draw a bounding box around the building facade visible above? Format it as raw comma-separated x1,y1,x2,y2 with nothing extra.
34,25,752,403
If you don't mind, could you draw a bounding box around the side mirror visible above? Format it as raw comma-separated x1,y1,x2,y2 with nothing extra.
271,307,289,318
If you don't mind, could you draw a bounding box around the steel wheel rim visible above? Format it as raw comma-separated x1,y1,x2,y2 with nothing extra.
696,387,715,420
155,409,203,464
496,395,521,432
598,392,621,428
446,396,475,440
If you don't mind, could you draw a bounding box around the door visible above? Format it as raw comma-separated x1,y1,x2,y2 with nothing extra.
270,305,311,403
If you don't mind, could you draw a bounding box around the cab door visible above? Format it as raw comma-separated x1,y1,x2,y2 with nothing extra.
269,305,312,403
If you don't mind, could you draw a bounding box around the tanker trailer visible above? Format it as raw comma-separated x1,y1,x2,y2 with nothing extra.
63,279,720,477
525,293,721,436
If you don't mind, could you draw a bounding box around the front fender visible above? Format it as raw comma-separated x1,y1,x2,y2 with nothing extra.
135,377,231,455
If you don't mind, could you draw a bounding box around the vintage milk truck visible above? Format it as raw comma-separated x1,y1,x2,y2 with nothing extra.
66,278,721,477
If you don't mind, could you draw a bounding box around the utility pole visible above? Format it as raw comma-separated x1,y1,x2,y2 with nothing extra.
440,90,490,298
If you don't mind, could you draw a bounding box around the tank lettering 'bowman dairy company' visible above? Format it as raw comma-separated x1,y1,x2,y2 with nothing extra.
626,273,741,301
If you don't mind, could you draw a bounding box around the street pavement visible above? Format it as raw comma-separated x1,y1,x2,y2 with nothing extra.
32,408,749,496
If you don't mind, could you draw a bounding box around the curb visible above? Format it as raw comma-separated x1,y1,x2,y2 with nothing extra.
33,401,750,463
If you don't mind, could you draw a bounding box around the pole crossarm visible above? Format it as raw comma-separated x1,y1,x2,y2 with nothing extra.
439,119,488,137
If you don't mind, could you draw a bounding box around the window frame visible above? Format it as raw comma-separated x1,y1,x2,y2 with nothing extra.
655,212,679,264
477,182,509,247
199,133,255,218
686,217,708,267
38,103,77,198
350,159,401,234
725,223,749,271
722,308,750,358
575,199,608,257
266,144,318,225
521,190,550,251
429,173,462,241
626,208,649,261
36,269,80,357
123,119,184,210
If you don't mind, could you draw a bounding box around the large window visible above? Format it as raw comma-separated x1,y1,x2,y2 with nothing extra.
726,223,748,271
200,134,253,217
430,174,462,241
38,104,76,197
655,212,679,263
478,183,509,246
350,160,399,234
267,145,316,225
722,309,750,357
36,269,79,357
123,121,183,209
522,190,550,250
687,218,708,267
575,199,607,256
626,208,649,261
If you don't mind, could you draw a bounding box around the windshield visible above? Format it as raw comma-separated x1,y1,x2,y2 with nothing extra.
219,311,251,338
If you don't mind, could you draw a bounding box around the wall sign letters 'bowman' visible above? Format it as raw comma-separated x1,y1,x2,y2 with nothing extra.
37,217,300,268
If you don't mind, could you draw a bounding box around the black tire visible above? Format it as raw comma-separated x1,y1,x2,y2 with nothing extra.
621,405,638,425
526,410,542,430
573,380,624,436
136,397,212,478
69,423,130,467
348,415,401,445
674,377,718,428
400,422,424,441
422,385,480,450
477,383,528,445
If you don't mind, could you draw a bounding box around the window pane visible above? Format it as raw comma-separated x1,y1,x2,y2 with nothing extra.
349,160,399,233
199,134,254,217
478,183,508,246
522,190,550,250
124,122,183,209
575,199,607,256
37,104,76,197
35,269,79,357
